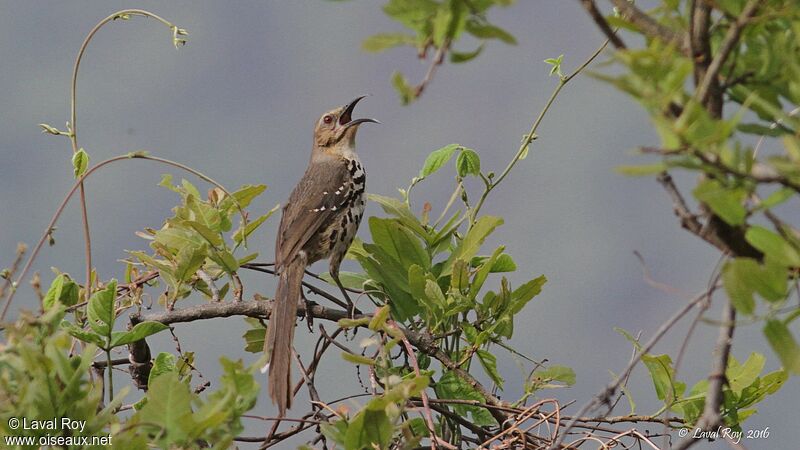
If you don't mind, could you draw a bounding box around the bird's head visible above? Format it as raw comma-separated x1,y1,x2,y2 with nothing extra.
313,96,379,152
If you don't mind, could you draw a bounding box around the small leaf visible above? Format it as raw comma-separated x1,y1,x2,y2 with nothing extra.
342,352,377,366
450,45,484,63
149,352,178,384
391,71,416,105
693,179,747,226
616,162,667,176
60,321,104,347
43,274,79,309
465,19,517,44
420,144,461,178
456,148,481,177
362,33,415,52
476,349,504,388
110,321,169,348
745,226,800,267
72,148,89,178
87,280,117,337
763,320,800,375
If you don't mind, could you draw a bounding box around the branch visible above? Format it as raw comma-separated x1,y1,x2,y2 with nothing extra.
578,0,626,49
695,0,763,107
673,301,736,450
609,0,688,53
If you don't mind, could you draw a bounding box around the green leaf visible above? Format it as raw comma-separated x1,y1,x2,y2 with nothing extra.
233,204,279,245
149,352,178,385
642,354,684,402
615,162,667,176
434,371,496,426
138,372,196,444
456,148,481,177
344,408,392,450
361,33,416,52
369,217,430,270
391,71,416,105
72,148,89,178
442,216,503,275
722,259,757,315
531,365,576,389
110,321,169,348
420,144,460,178
186,220,223,247
727,353,765,393
745,226,800,267
471,252,516,273
476,349,504,388
87,280,117,338
763,320,800,375
219,184,267,211
465,19,517,44
60,320,104,347
693,179,747,226
510,275,547,314
43,274,79,309
242,326,266,353
210,249,240,274
470,246,504,299
342,353,377,366
450,45,484,63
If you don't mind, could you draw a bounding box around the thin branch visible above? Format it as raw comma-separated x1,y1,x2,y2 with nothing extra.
695,0,763,106
578,0,626,49
609,0,688,53
673,301,736,450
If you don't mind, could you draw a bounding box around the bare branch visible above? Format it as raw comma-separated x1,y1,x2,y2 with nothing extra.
578,0,627,49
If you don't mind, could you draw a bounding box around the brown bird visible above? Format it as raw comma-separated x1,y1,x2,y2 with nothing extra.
264,96,378,415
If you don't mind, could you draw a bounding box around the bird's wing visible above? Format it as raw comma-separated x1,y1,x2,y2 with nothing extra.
275,158,356,271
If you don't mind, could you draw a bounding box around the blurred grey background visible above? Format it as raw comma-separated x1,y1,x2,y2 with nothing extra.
0,1,795,448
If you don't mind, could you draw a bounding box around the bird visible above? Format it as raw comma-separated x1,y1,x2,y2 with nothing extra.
264,96,378,415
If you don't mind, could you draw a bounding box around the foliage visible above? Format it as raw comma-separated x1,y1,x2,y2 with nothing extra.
362,0,518,104
599,0,800,376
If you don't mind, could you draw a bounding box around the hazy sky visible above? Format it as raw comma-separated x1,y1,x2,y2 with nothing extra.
0,2,794,448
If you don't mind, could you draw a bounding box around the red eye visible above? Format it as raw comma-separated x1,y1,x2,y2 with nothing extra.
323,115,333,124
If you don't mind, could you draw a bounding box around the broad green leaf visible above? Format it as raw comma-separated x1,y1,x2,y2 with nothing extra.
43,274,79,309
693,179,747,226
186,220,223,247
745,226,800,267
419,144,460,178
476,349,504,388
110,321,169,348
149,352,178,385
138,372,195,444
342,353,377,366
320,271,371,290
727,353,765,393
450,259,470,292
361,33,415,52
531,365,576,389
456,148,481,177
510,275,546,314
722,259,757,315
369,217,430,270
344,408,392,450
442,216,503,275
434,370,496,426
219,184,267,211
210,249,239,274
87,280,117,337
367,194,429,239
72,148,89,178
233,204,279,245
763,320,800,375
470,252,516,273
465,19,517,44
242,326,266,353
641,353,684,402
470,246,504,299
60,321,104,347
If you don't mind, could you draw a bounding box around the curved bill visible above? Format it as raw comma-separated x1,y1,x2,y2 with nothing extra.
340,95,380,129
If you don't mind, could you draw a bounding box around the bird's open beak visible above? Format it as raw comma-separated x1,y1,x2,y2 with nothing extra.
340,95,380,129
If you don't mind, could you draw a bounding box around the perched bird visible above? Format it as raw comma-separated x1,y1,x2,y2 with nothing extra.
265,96,378,415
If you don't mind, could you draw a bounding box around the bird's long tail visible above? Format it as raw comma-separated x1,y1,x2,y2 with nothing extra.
265,254,304,416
